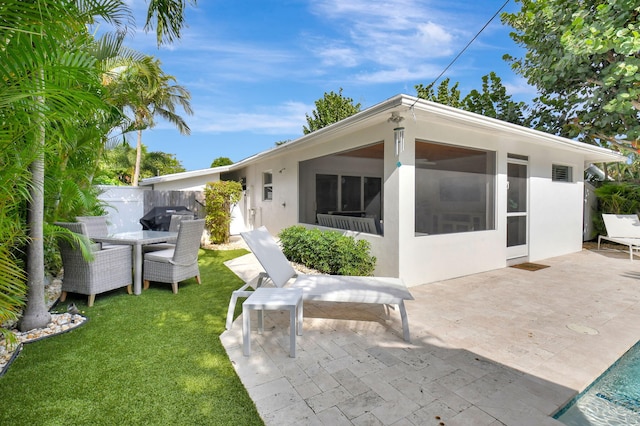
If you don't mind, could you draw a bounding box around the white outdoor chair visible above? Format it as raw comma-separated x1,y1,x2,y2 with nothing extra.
143,219,205,293
598,214,640,260
225,226,414,342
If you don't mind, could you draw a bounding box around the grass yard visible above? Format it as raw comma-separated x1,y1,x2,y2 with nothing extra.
0,249,263,426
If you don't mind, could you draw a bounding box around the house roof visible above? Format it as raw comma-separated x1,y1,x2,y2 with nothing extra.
142,94,626,184
139,164,232,186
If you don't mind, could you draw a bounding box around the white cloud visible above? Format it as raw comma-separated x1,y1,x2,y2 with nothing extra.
354,64,443,84
305,0,465,83
317,46,360,68
183,101,311,135
416,22,454,52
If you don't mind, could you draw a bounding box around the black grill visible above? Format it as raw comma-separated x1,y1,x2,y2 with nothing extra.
139,206,192,231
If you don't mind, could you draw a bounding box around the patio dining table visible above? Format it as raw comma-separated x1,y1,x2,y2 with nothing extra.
93,231,177,295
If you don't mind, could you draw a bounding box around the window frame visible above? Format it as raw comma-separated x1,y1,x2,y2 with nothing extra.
414,140,496,236
262,171,273,201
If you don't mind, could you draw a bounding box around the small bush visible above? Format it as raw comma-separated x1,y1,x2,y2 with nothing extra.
594,182,640,215
204,180,243,244
593,182,640,235
278,226,376,276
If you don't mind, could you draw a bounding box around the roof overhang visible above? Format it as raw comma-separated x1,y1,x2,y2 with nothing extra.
144,94,626,182
139,164,232,186
230,94,625,167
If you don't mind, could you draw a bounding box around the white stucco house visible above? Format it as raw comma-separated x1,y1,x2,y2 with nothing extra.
141,94,624,286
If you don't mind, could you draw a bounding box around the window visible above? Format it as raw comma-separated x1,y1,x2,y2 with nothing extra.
552,164,572,182
415,140,496,235
315,174,382,218
316,174,338,213
262,171,273,200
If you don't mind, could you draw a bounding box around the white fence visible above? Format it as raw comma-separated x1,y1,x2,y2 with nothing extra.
98,185,148,233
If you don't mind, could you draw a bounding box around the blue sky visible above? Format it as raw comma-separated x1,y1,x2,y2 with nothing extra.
121,0,534,171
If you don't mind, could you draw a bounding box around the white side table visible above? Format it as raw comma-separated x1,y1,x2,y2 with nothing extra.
242,288,303,357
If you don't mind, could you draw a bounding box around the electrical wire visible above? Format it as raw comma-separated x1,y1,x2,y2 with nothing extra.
409,0,511,110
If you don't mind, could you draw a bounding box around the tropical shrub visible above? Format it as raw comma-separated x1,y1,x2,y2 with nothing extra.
278,226,376,276
204,180,243,244
593,182,640,235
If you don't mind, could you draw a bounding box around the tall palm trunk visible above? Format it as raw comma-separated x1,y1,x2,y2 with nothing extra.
133,129,143,186
19,74,51,331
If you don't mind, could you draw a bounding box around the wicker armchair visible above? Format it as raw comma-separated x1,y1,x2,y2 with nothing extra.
56,222,133,307
143,219,205,294
76,215,126,249
75,216,109,237
143,214,194,253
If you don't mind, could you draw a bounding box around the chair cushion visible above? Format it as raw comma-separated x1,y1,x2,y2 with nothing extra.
144,248,175,263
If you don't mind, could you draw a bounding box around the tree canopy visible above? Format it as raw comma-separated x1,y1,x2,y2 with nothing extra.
303,88,361,134
1,0,196,332
501,0,640,151
211,156,234,167
415,73,530,126
107,56,193,186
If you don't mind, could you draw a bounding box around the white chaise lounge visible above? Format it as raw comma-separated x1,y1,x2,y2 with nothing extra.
225,226,414,342
598,214,640,260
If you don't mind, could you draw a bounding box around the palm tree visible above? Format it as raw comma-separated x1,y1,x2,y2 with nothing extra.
1,0,131,331
2,0,195,332
110,56,193,186
145,0,199,46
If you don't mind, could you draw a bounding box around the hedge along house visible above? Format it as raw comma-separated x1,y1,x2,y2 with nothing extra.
143,94,625,287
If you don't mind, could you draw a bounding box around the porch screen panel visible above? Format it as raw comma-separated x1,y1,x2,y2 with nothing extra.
415,141,496,235
364,177,382,219
341,176,361,212
316,174,338,215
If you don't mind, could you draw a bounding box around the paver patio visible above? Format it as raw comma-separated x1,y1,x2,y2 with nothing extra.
221,246,640,425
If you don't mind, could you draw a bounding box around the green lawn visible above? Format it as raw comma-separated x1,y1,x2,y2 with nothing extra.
0,249,264,426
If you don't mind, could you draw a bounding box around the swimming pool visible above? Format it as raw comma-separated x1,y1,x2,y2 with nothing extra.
555,340,640,425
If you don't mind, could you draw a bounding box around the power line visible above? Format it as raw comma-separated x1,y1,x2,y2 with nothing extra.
410,0,511,108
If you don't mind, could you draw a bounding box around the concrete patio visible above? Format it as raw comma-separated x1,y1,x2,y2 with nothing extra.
221,246,640,425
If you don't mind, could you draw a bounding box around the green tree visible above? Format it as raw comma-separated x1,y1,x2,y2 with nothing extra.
2,0,195,333
415,78,462,108
97,142,137,185
415,73,530,126
2,0,130,331
211,156,234,167
462,72,530,126
97,142,185,184
109,56,193,186
501,0,640,151
204,181,243,244
303,88,362,134
143,151,185,177
146,0,198,46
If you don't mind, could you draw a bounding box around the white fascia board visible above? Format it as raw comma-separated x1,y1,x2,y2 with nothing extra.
404,96,626,164
152,94,624,181
139,165,231,186
229,95,406,166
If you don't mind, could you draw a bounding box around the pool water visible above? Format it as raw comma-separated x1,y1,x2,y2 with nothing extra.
555,341,640,425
